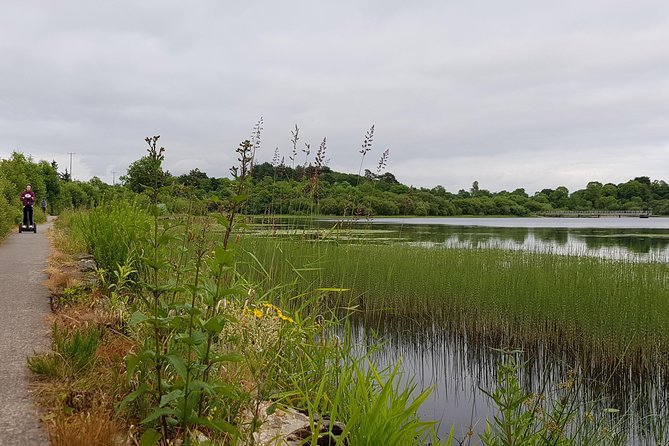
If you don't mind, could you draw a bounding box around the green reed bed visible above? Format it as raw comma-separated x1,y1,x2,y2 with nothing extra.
238,237,669,375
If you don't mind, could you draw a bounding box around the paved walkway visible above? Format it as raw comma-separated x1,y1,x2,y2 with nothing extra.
0,218,52,445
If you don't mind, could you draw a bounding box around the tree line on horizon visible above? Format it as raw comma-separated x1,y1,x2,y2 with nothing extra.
122,152,669,217
2,149,668,238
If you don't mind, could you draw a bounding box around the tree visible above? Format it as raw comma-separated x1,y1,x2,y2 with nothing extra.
549,186,570,209
121,156,172,193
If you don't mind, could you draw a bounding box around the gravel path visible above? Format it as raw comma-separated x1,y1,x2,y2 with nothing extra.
0,218,53,445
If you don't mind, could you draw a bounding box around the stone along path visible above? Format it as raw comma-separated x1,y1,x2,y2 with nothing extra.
0,218,53,445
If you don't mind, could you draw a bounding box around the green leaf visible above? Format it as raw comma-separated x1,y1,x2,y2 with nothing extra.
140,428,161,446
157,233,176,246
232,194,248,205
217,248,236,266
141,407,179,425
125,354,141,381
175,331,207,346
189,380,215,395
213,382,239,398
266,403,277,416
203,316,224,333
212,352,242,363
166,354,188,380
160,389,184,407
117,383,149,413
214,215,230,229
315,287,351,292
191,417,238,435
129,311,149,325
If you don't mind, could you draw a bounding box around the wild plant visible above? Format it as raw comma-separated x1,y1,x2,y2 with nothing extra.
289,124,299,170
278,321,452,446
310,137,327,210
28,324,101,378
95,260,138,327
120,136,258,445
356,124,374,179
72,199,150,283
344,125,375,222
480,351,625,446
53,324,101,375
250,117,263,170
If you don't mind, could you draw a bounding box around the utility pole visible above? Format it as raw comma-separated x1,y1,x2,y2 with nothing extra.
67,152,75,180
112,171,116,186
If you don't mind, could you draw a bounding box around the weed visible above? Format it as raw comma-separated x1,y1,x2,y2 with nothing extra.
53,323,101,374
45,410,124,446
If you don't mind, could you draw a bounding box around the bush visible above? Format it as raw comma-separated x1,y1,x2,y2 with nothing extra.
70,200,150,282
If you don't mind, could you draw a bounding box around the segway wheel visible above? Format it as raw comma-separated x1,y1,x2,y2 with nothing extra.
18,225,22,233
33,226,37,233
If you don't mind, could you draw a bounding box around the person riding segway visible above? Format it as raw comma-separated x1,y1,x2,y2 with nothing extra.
19,185,37,233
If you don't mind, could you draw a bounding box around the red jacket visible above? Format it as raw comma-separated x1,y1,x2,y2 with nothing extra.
21,190,35,207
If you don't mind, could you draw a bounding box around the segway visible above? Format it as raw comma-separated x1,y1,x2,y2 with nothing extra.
18,223,37,233
19,206,37,233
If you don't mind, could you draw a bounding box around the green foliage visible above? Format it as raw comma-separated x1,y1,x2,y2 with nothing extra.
27,353,64,378
481,352,624,446
121,153,173,193
331,360,442,445
60,285,89,305
70,200,150,282
118,136,250,444
99,136,448,445
167,157,669,216
53,324,101,374
50,129,667,444
29,324,101,378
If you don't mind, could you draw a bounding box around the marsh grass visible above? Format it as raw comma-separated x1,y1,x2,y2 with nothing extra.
238,237,669,377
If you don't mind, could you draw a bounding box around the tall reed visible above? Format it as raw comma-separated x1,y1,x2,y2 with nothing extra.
237,236,669,376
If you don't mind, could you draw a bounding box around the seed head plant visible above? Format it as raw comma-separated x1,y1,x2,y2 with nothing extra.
289,124,299,170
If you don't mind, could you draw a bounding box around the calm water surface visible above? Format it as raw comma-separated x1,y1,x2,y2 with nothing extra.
334,217,669,444
335,216,669,262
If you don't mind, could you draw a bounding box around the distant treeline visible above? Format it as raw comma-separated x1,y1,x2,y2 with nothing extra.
4,149,668,239
160,161,669,216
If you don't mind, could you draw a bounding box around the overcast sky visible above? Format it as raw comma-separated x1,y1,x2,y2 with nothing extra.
2,0,668,194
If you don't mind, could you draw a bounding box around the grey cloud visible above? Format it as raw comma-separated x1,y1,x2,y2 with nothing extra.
1,0,668,192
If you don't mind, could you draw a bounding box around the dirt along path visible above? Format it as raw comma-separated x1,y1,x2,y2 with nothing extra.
0,217,54,445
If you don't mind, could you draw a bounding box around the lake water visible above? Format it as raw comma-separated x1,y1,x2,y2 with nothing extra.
329,216,669,263
333,217,669,444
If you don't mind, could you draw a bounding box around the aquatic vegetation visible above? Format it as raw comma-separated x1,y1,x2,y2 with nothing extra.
238,236,669,377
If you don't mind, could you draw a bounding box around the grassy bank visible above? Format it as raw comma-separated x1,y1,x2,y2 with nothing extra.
31,196,452,445
32,207,628,445
28,135,633,445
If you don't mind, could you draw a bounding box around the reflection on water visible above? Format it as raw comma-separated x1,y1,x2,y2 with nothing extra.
336,218,669,262
411,231,669,262
351,314,669,445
